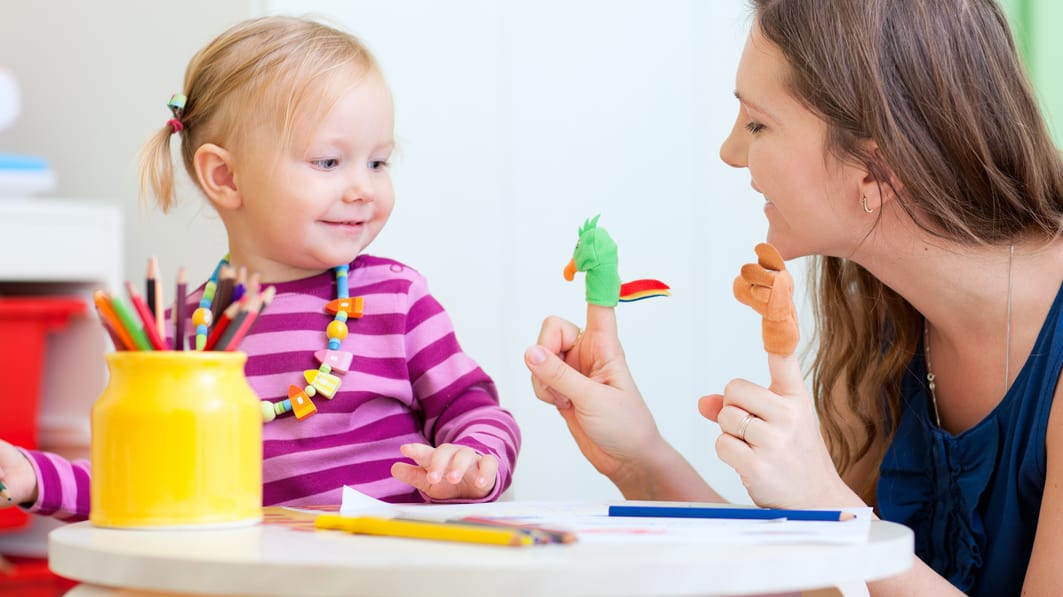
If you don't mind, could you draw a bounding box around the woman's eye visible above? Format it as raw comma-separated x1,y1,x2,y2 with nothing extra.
745,121,765,134
311,158,339,169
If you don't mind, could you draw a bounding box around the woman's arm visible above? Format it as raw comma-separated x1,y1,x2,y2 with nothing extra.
1018,375,1063,595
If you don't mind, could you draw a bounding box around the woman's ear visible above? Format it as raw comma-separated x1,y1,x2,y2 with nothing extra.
857,143,902,213
193,143,242,210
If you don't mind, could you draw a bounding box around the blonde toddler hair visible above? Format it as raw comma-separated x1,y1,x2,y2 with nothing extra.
139,15,381,213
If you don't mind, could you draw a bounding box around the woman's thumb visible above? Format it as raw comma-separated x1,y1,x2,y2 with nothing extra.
767,352,805,398
525,345,594,404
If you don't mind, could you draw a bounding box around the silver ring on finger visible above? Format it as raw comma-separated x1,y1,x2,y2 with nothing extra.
736,412,756,443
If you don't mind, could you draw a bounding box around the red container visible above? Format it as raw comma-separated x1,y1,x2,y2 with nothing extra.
0,297,86,530
0,555,78,596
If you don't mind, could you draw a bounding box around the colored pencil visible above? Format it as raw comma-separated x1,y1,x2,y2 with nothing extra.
607,504,856,522
124,281,169,350
314,514,534,547
456,516,578,544
108,294,153,351
203,298,241,351
93,290,135,351
231,266,248,303
147,256,165,341
0,481,10,502
210,264,235,324
174,267,187,351
219,286,274,351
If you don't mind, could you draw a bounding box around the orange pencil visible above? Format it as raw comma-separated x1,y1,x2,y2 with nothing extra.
124,281,169,350
93,290,135,350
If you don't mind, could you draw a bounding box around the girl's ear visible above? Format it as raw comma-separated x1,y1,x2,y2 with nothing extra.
193,143,242,210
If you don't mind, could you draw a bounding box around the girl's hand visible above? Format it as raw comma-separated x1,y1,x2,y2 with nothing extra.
524,304,664,485
391,443,498,500
0,440,37,506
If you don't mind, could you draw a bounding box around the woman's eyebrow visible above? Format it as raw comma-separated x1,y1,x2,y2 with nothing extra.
734,90,781,123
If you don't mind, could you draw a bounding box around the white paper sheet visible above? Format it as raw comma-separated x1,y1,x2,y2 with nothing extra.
338,486,873,545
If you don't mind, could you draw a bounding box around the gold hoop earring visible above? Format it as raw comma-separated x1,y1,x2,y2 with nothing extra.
861,195,874,214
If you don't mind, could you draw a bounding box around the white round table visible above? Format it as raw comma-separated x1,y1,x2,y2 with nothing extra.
49,511,912,597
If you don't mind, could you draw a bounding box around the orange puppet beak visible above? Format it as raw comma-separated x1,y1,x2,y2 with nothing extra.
563,258,577,281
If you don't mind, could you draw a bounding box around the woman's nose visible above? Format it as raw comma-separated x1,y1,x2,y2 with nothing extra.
719,115,749,168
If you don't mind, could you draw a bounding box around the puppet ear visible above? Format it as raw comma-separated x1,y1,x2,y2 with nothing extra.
194,143,242,210
754,243,785,271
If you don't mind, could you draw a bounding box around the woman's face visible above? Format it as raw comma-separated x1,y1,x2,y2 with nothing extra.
719,26,870,260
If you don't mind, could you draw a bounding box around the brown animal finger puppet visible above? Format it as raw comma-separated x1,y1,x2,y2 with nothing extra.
733,243,799,355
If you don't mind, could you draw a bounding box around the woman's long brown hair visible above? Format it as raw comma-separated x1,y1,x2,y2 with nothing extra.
751,0,1063,501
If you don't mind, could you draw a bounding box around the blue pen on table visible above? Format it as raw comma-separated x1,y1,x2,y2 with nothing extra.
608,504,856,522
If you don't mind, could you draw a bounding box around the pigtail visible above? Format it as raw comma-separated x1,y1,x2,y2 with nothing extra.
138,123,181,213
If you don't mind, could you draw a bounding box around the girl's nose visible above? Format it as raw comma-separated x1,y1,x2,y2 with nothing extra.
342,174,374,203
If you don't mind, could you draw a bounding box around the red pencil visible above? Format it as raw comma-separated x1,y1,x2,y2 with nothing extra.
124,280,169,350
203,298,242,351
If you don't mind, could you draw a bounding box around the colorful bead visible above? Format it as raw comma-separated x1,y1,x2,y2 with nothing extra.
192,307,213,327
304,369,341,398
261,402,277,423
288,385,317,419
327,320,348,340
316,350,352,372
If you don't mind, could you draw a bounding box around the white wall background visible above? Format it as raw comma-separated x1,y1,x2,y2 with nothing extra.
1,1,808,504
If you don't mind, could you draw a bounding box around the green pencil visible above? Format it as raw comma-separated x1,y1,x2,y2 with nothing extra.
109,295,153,351
0,480,12,502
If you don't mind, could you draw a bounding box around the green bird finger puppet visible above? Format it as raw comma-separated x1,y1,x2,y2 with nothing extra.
564,215,671,306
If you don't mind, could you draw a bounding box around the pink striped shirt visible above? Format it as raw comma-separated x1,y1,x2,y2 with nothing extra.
22,255,520,520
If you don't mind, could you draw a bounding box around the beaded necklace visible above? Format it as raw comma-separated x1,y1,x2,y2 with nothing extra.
192,256,363,423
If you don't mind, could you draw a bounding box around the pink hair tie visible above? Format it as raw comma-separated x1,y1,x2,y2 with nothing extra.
165,94,187,134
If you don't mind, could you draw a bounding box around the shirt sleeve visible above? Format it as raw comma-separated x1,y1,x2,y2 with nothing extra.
403,276,521,503
17,448,91,521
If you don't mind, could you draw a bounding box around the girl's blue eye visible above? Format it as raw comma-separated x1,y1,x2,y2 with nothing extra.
312,158,339,169
745,122,765,134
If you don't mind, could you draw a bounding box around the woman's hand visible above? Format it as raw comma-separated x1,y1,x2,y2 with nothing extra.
699,243,862,509
524,305,663,484
0,440,37,506
391,443,499,500
699,353,859,508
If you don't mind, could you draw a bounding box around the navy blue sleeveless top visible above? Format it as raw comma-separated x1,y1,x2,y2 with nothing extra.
878,282,1063,595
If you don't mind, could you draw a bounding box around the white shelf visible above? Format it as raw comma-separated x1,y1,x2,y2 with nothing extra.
0,198,123,556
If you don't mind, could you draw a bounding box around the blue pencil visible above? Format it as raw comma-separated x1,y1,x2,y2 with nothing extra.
607,504,856,522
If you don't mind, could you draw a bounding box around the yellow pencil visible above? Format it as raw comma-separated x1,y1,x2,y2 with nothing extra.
314,514,534,547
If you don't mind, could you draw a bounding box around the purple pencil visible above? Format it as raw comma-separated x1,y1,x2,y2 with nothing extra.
174,267,187,351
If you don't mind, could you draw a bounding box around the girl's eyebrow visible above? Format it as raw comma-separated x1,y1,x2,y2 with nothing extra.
734,90,781,123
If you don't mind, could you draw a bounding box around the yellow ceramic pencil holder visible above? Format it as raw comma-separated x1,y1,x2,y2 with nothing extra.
90,351,262,528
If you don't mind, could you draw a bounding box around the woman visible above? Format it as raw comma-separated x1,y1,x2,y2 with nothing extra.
525,1,1063,594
